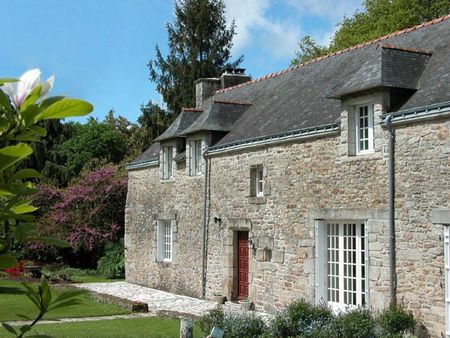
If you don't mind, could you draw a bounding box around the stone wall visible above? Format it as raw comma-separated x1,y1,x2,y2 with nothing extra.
204,117,449,336
125,159,205,297
125,114,449,336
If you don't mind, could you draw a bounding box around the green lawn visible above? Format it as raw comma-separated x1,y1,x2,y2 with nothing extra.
3,317,202,338
0,279,129,321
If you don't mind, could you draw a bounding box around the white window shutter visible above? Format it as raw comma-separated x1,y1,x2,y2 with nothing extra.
315,220,327,304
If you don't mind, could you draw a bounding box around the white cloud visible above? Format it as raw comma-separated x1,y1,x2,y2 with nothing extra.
224,0,302,59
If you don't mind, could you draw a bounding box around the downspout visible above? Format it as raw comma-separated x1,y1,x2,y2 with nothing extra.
384,115,397,306
201,152,209,299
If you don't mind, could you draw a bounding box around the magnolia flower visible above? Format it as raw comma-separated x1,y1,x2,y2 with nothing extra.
1,68,55,110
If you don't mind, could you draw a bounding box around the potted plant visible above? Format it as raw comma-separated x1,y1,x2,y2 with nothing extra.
213,293,226,304
239,298,251,311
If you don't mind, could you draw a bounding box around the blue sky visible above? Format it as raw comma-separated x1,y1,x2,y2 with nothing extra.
0,0,362,122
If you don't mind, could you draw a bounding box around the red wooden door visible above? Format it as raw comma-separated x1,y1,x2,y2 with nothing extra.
237,231,249,300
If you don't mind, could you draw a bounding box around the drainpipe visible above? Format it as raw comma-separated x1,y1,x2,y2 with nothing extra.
201,153,209,299
384,115,397,306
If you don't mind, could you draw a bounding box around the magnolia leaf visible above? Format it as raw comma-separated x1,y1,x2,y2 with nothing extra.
52,289,86,304
14,223,37,242
0,253,18,269
0,90,13,113
0,78,18,84
20,324,32,334
36,98,93,121
0,116,10,132
12,169,43,180
21,283,40,309
48,299,81,311
0,144,33,172
20,85,41,114
11,201,38,215
40,278,51,311
16,314,31,320
10,129,41,142
1,323,17,335
38,96,65,110
28,125,47,136
0,184,36,197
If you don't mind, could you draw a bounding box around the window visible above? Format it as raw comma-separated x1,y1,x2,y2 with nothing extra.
250,165,264,197
316,221,368,312
162,146,173,179
189,140,202,176
355,105,374,154
157,220,172,262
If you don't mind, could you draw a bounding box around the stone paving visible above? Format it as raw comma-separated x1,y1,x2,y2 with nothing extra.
73,282,271,321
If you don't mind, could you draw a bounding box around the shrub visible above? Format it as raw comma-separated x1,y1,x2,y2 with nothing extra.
197,307,267,338
270,299,334,337
377,305,415,337
334,307,376,338
97,239,125,278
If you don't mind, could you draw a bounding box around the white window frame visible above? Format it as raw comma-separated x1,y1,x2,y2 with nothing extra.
189,139,203,176
250,165,264,197
355,105,374,155
162,146,173,180
315,220,369,313
445,226,450,337
157,220,172,262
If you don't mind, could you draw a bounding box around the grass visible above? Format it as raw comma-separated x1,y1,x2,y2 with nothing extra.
0,279,129,322
41,266,124,283
3,317,202,338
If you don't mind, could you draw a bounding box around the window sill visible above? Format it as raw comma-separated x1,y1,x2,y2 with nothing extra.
156,260,172,267
161,178,175,183
187,174,204,180
248,196,267,204
341,151,383,163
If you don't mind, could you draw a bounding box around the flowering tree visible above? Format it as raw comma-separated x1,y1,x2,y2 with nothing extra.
0,69,93,269
31,165,127,267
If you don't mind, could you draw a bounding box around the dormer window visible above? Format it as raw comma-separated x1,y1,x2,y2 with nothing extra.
162,146,173,179
356,105,374,154
189,139,203,176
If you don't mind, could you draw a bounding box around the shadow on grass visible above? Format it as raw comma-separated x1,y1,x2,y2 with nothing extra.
0,287,26,295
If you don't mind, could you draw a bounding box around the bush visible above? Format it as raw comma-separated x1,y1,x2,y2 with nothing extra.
270,299,334,337
4,261,28,277
97,239,125,278
197,307,267,338
377,305,415,337
334,307,376,338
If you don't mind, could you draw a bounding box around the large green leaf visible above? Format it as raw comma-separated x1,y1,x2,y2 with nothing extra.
1,323,17,336
0,89,13,112
36,98,93,121
11,201,38,214
12,168,43,180
0,78,18,85
0,253,18,269
20,85,41,114
27,236,70,248
38,96,65,110
0,144,33,172
14,223,37,242
0,116,10,133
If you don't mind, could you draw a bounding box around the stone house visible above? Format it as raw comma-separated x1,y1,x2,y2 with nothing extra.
125,16,450,337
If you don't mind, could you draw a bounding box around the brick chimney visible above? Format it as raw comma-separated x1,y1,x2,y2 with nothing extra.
195,78,221,108
220,68,251,89
195,68,251,108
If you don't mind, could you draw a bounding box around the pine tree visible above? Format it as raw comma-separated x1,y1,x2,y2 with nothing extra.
148,0,242,115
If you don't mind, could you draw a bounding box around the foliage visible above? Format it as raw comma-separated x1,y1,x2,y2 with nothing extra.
0,69,92,270
291,0,450,65
97,239,125,278
334,307,376,338
197,307,267,338
148,0,243,115
290,36,330,65
4,260,27,277
132,101,173,153
377,305,415,337
270,299,335,337
57,118,129,178
1,276,86,337
28,165,127,267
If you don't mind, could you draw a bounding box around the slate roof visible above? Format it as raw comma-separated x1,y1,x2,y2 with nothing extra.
129,15,450,165
181,100,251,135
127,142,160,168
154,109,202,142
210,15,450,146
